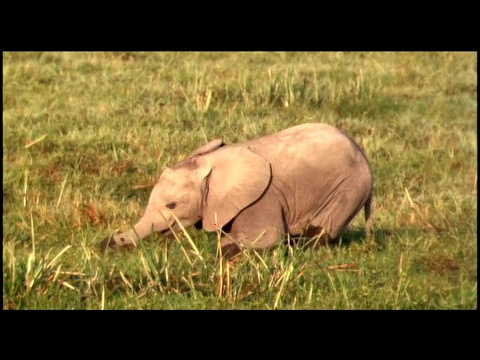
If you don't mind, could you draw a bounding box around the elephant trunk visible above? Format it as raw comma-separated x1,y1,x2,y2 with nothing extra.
101,212,163,249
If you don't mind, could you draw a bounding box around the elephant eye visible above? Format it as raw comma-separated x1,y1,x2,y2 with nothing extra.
165,201,177,209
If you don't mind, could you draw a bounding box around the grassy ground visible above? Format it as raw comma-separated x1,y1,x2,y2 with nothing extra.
3,52,477,309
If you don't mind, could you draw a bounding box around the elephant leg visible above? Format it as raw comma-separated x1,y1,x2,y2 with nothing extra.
220,225,282,258
310,185,370,242
219,227,282,260
224,189,286,254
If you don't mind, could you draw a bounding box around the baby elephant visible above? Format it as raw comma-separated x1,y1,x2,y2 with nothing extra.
102,123,373,258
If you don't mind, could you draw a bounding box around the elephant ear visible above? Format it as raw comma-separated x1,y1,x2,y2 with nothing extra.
200,147,272,231
188,139,225,159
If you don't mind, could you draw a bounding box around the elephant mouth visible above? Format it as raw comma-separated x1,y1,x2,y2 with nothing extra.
160,228,171,236
159,222,177,236
158,220,190,237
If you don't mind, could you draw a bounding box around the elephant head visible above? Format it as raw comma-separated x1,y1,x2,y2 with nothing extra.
103,142,272,248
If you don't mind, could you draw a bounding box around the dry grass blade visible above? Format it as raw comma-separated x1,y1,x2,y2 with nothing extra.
101,284,105,310
46,245,71,269
56,175,68,209
119,271,134,291
29,212,35,259
59,281,78,291
216,230,224,298
252,250,269,270
131,181,156,190
23,170,28,208
155,210,193,265
326,272,337,293
273,262,294,309
181,276,197,299
404,187,420,211
225,261,231,299
170,211,204,262
326,263,361,273
25,134,48,148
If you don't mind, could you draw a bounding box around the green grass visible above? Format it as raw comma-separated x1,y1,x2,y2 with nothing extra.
3,51,477,309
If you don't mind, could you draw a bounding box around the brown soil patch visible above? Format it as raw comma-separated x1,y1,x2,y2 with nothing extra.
421,253,460,274
78,204,107,226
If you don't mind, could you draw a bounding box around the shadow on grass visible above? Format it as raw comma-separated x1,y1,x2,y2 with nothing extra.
338,226,435,251
283,227,396,253
339,227,394,248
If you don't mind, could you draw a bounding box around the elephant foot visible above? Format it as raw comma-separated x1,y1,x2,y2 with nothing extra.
221,243,241,259
219,237,242,260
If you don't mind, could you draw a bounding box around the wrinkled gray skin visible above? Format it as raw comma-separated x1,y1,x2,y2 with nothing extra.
103,123,373,258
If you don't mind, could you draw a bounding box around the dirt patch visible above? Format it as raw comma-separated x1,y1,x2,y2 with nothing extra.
79,156,101,176
417,253,460,275
111,160,137,175
36,161,63,182
78,203,107,226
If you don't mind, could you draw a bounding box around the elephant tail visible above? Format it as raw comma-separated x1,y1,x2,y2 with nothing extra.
364,192,373,238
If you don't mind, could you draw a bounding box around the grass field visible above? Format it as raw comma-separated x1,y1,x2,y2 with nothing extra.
2,52,477,309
